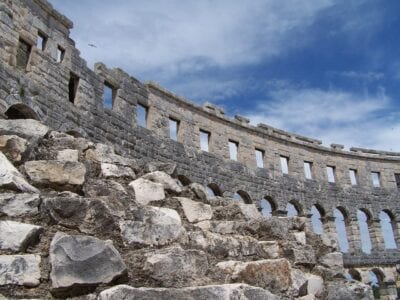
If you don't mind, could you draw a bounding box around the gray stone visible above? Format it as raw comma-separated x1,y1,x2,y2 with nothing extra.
291,268,308,297
0,221,43,252
85,143,136,168
56,149,79,162
0,119,48,139
144,246,209,287
143,161,177,175
0,152,38,193
129,178,165,205
319,252,344,275
142,171,182,193
49,232,127,292
257,241,281,259
0,193,40,216
100,163,135,179
216,258,292,292
47,131,93,151
307,274,324,297
120,206,185,246
177,197,213,223
0,135,27,162
98,284,279,300
282,241,317,266
187,183,209,202
325,280,373,300
0,254,41,287
235,202,262,220
24,160,86,188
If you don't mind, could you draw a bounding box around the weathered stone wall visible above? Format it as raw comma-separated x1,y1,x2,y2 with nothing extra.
0,0,399,272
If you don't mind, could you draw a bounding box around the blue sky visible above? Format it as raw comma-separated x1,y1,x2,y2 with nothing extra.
49,0,400,151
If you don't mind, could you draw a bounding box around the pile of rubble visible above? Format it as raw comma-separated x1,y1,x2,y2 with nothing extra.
0,119,373,299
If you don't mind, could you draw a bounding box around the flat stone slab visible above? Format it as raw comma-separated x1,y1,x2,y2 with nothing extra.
0,152,39,193
120,206,185,246
177,197,212,223
129,178,165,205
98,284,279,300
0,119,48,139
0,221,43,252
100,163,135,179
142,171,182,193
0,193,40,217
0,254,41,287
50,232,127,293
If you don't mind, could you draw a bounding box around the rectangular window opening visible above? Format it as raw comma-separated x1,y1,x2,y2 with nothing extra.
280,156,289,174
304,161,313,179
36,31,47,51
68,73,79,104
56,46,65,63
371,172,381,188
169,118,179,141
395,174,400,189
255,149,264,168
349,169,358,186
16,39,32,69
199,130,210,152
229,140,238,161
327,166,336,183
103,82,116,109
137,103,148,128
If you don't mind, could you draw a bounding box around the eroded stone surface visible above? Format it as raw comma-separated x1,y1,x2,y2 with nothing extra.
56,149,79,162
177,197,213,223
142,171,182,193
325,280,373,300
0,193,40,216
49,232,127,293
0,254,41,287
0,119,48,139
0,221,42,252
0,135,27,162
100,163,135,179
129,178,165,205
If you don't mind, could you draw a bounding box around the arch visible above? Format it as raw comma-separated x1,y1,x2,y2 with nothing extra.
286,200,302,217
334,207,349,253
348,269,362,282
357,209,372,254
177,175,191,187
5,103,40,120
379,210,397,249
206,183,222,198
311,204,325,235
233,190,252,204
260,196,276,218
369,269,385,298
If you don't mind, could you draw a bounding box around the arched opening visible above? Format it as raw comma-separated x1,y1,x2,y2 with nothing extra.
380,210,397,249
286,201,301,217
177,175,191,187
206,183,222,198
5,104,40,120
260,196,276,218
233,190,252,204
369,269,385,299
348,269,362,282
357,209,372,254
311,205,325,235
334,207,349,253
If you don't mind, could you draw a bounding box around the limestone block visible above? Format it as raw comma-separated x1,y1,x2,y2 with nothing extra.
293,231,306,245
49,232,127,292
143,161,176,175
85,143,137,168
98,284,279,300
319,252,344,275
291,268,308,297
0,135,27,162
56,149,79,162
307,274,324,296
144,246,209,287
0,119,48,138
325,280,373,300
257,241,281,259
100,163,135,179
120,206,185,246
24,160,86,188
0,152,38,193
0,221,43,252
47,131,93,151
129,178,165,205
177,197,212,223
0,254,41,287
0,193,40,216
235,202,262,220
216,258,291,292
142,171,182,193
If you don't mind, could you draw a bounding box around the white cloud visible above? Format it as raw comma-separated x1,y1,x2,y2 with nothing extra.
334,71,384,81
246,87,400,151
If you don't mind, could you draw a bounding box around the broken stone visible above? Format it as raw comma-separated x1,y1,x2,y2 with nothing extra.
24,160,86,188
291,268,308,297
100,163,135,179
143,161,176,175
0,152,39,193
0,254,41,287
293,231,306,245
98,284,278,300
0,221,43,252
142,171,182,193
216,258,292,293
47,131,93,151
187,183,209,202
177,197,212,223
56,149,79,162
129,178,165,205
85,143,137,168
319,252,344,275
325,280,373,300
307,274,324,297
0,119,48,139
144,246,209,287
0,193,40,216
120,206,185,246
0,135,27,162
257,241,281,259
235,202,262,220
282,241,316,266
50,232,127,294
83,178,127,198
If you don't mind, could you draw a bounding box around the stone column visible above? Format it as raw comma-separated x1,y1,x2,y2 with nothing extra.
369,219,385,251
392,220,400,249
321,216,339,249
347,218,362,254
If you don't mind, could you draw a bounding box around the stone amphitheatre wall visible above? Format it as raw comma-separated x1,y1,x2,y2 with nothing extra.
1,0,400,277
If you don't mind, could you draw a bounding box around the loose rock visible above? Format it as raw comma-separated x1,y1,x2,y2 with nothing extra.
0,254,41,287
0,193,40,216
129,178,165,205
0,221,43,252
177,197,213,223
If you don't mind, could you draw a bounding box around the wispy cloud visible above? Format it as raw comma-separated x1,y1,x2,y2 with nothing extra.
331,71,385,81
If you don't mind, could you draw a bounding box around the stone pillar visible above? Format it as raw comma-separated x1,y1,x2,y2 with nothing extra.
347,218,362,254
380,281,398,300
392,221,400,249
369,219,385,251
322,216,339,249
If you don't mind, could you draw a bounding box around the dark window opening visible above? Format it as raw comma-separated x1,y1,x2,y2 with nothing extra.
68,73,79,103
137,104,148,127
36,31,47,50
56,46,65,63
103,82,116,109
395,174,400,189
5,104,39,120
16,39,32,69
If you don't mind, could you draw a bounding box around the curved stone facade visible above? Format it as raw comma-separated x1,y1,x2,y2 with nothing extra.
1,0,399,294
